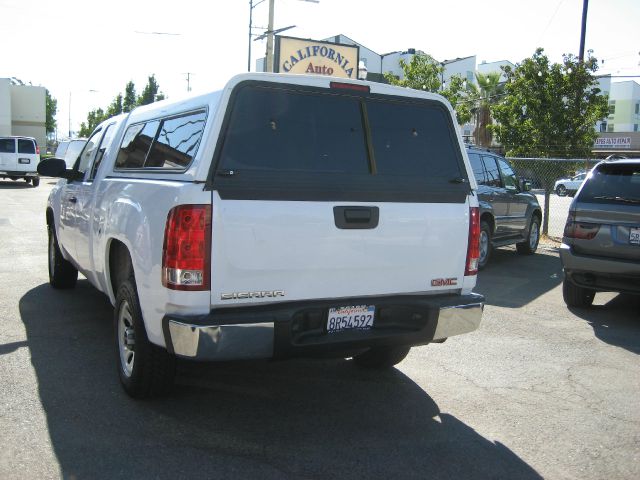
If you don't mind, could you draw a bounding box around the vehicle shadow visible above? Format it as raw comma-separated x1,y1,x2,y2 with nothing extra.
475,246,563,308
19,281,542,480
569,294,640,355
0,180,34,189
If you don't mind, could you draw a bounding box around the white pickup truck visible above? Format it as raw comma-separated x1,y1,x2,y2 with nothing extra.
39,73,484,398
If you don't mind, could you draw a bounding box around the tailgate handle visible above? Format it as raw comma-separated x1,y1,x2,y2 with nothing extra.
334,206,379,229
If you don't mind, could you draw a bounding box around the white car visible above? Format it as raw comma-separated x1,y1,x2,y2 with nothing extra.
555,172,587,196
55,138,87,168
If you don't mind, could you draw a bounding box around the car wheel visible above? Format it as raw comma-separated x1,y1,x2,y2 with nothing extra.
31,177,40,187
115,278,175,398
48,225,78,289
562,277,595,308
478,220,492,269
556,185,567,196
516,216,540,255
353,345,411,369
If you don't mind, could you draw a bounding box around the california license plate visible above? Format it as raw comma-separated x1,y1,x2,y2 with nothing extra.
630,227,640,245
327,305,375,333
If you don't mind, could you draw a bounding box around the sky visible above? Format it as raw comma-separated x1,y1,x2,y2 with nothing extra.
1,0,638,137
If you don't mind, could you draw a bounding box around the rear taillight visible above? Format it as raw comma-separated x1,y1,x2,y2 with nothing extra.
162,205,211,291
465,207,480,276
563,212,600,240
36,145,40,155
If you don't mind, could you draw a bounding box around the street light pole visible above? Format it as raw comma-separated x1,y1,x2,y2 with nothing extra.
578,0,589,62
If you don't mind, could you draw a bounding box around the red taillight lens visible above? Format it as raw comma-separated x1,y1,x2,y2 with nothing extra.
36,145,40,155
465,207,480,276
162,205,211,291
563,212,600,240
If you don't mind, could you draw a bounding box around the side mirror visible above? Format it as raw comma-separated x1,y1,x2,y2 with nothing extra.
519,178,532,192
37,157,82,181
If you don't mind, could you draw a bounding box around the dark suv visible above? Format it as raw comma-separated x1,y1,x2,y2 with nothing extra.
467,146,542,268
560,159,640,307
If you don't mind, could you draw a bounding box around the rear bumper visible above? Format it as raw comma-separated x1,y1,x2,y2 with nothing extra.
0,170,38,177
162,293,484,361
560,243,640,294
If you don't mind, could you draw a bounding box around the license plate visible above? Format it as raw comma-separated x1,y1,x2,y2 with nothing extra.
630,227,640,245
327,305,375,333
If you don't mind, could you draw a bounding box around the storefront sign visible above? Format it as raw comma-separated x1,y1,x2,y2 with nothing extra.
274,36,359,79
594,137,631,149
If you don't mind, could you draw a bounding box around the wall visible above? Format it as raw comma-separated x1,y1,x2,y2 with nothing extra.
9,84,46,148
607,81,640,132
0,78,11,136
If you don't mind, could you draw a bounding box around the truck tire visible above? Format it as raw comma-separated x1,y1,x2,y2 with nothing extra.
562,278,595,308
353,345,411,369
516,216,540,255
115,279,175,398
31,177,40,187
478,220,492,269
48,225,78,289
556,185,567,196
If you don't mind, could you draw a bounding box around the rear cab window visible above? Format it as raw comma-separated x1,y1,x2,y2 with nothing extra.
211,82,469,203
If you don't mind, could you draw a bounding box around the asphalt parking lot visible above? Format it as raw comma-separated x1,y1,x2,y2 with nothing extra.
1,180,638,480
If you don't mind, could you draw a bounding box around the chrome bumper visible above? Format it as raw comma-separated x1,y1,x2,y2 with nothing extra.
166,320,274,361
433,302,484,341
164,295,483,361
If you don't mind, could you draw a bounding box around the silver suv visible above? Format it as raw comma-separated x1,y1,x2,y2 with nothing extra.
560,159,640,307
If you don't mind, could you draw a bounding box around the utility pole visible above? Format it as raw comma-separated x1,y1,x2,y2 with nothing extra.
248,0,253,72
68,92,72,138
578,0,589,62
184,72,192,92
266,0,275,72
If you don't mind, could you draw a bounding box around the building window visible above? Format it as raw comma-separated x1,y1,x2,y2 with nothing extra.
607,124,614,132
636,103,639,114
635,124,639,132
600,122,607,132
608,104,616,115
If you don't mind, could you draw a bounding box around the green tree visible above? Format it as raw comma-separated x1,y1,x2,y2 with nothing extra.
78,108,106,137
384,54,471,124
493,48,608,234
137,74,163,106
467,72,504,147
106,93,123,117
45,89,57,135
123,81,137,113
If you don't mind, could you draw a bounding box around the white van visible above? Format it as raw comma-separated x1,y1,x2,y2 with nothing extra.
0,136,41,186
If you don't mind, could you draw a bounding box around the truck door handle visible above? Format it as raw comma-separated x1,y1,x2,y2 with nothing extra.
68,196,77,203
334,206,379,229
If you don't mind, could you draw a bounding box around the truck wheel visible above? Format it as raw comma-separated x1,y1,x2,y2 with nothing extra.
31,177,40,187
353,346,411,369
48,225,78,289
478,221,492,269
556,185,567,196
562,278,595,308
516,216,540,255
115,279,175,398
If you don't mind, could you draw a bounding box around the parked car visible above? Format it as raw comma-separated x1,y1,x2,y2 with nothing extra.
560,159,640,307
466,145,542,268
554,172,587,196
55,138,87,168
0,136,41,186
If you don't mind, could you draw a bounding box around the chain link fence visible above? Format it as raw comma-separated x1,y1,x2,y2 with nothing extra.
507,157,601,240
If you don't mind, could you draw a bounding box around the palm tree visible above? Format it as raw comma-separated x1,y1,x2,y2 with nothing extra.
470,72,504,147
